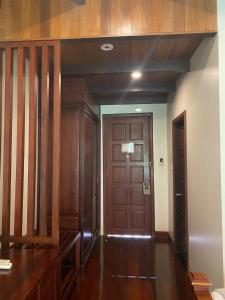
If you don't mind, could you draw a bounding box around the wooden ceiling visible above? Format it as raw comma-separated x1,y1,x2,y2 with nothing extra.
61,35,209,104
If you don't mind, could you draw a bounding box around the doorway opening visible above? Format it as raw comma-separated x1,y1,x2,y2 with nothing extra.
173,111,188,269
103,114,154,237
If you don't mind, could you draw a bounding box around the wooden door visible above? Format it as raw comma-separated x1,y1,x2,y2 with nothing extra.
173,112,188,269
103,115,154,236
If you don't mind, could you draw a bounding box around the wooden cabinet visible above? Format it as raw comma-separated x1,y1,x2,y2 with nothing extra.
61,102,100,266
0,232,81,300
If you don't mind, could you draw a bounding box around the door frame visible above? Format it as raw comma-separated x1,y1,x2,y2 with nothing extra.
172,111,189,268
103,113,155,237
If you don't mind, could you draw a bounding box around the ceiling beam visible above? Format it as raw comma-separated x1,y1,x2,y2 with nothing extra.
91,83,176,94
62,60,189,75
95,95,167,105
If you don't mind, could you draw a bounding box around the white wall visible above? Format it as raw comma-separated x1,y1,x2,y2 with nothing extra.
167,36,224,288
100,104,168,235
217,0,225,286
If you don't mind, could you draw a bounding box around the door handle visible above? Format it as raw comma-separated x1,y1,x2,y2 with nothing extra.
143,180,151,195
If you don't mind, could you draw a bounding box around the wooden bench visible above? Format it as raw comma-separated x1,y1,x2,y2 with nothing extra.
0,231,80,300
189,272,213,300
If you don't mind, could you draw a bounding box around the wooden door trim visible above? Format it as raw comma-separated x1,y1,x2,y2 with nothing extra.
103,113,155,237
172,110,189,269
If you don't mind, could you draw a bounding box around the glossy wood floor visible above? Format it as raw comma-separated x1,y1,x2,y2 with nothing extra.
70,237,194,300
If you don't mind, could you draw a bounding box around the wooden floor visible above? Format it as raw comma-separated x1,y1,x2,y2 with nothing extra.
70,237,194,300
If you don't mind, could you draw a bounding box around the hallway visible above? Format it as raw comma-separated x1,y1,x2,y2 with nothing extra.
71,237,194,300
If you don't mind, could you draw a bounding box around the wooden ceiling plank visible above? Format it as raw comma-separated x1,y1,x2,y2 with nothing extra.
91,83,175,94
97,95,167,105
62,59,189,75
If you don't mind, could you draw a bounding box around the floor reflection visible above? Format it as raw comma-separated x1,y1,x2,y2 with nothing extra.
70,237,194,300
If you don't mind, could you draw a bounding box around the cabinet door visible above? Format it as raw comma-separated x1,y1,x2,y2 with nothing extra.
83,113,94,251
39,265,60,300
92,121,97,234
27,290,38,300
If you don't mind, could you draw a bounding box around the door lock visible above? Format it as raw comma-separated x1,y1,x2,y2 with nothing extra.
143,180,151,195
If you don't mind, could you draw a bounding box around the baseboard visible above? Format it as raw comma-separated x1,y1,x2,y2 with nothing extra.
154,231,170,243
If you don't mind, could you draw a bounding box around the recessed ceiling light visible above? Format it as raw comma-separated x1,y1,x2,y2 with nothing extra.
135,108,142,112
100,43,114,51
131,71,142,79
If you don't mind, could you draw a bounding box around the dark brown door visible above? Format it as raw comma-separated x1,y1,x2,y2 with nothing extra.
103,115,154,236
173,112,188,269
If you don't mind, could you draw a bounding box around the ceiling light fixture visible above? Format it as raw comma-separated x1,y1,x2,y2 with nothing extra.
135,108,143,112
100,43,114,51
131,71,142,79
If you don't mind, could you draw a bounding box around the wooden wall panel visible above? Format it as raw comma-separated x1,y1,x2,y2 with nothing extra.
196,0,207,32
0,0,217,41
185,0,197,32
141,0,153,34
206,0,217,31
174,0,185,33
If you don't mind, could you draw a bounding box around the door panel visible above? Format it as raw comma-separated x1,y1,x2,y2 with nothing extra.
104,115,153,236
173,112,188,269
131,188,144,206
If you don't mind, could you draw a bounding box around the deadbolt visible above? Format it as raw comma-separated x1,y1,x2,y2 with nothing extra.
143,180,151,195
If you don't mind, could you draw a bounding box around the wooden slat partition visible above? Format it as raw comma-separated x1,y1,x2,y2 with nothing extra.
0,40,61,248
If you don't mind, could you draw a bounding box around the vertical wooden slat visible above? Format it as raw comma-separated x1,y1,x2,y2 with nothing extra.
51,43,61,247
173,0,185,33
27,46,37,236
0,50,2,171
141,0,153,34
130,0,142,35
110,0,122,36
101,0,111,36
152,0,162,32
196,0,207,32
185,0,196,32
14,47,25,236
206,0,217,32
2,47,13,240
162,0,174,33
39,45,49,236
121,0,132,36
